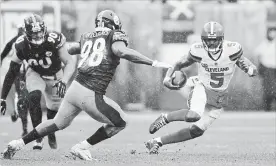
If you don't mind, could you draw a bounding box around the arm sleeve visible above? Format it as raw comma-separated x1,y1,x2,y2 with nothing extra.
1,61,22,99
187,45,202,63
1,35,18,61
112,30,129,46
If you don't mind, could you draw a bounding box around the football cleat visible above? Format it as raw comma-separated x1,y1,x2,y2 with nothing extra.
3,139,25,159
48,133,57,149
33,140,43,150
70,143,93,161
149,113,168,134
145,139,162,154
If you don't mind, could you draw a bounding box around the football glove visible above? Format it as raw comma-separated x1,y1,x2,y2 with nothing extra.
163,76,181,90
152,60,172,68
1,99,7,115
53,80,66,98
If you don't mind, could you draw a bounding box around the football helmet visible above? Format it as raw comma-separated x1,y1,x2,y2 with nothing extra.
95,10,122,31
201,21,224,54
24,14,47,45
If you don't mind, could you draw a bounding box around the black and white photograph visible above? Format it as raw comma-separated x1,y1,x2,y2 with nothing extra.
0,0,275,166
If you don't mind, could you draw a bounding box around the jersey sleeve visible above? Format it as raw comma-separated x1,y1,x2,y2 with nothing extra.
14,36,26,61
48,31,66,49
187,43,203,63
112,30,129,46
228,42,243,61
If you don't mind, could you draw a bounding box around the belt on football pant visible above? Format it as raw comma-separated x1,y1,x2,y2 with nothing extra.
40,74,58,80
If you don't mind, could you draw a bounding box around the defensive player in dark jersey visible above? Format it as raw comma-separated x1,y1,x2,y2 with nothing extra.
0,14,76,150
3,10,171,160
1,25,29,136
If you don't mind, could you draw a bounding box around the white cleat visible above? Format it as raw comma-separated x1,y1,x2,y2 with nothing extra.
3,139,25,159
70,143,93,161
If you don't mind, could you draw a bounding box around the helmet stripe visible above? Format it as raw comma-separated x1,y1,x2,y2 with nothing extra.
210,22,214,35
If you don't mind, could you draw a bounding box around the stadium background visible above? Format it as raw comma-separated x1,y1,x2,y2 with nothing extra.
1,0,276,113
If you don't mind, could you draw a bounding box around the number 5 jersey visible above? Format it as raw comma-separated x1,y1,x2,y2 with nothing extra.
14,31,66,76
188,40,243,92
76,30,129,95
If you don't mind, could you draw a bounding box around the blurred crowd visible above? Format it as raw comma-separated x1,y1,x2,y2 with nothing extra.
1,0,276,111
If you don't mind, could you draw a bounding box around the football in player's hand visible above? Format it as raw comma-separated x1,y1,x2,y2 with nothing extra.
172,71,187,88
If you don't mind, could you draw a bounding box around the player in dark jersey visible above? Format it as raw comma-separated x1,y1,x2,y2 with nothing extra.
0,14,76,150
3,10,171,160
1,25,30,134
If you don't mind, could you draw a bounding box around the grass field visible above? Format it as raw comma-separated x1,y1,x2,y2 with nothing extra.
0,111,275,166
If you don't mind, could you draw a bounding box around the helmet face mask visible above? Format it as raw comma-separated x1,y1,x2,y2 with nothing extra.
202,36,223,53
95,10,122,31
201,22,224,54
24,14,47,46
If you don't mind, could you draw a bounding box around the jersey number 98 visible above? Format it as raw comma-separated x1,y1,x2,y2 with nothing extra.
78,38,106,68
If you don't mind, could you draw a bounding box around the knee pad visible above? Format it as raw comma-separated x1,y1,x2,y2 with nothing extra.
47,109,57,120
28,90,42,107
185,111,201,122
190,124,205,138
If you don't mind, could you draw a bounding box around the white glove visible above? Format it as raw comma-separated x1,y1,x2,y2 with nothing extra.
152,60,172,68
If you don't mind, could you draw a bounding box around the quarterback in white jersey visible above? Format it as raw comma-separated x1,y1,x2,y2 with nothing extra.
145,21,257,154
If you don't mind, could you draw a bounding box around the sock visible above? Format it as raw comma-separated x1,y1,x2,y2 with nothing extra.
166,109,189,122
155,137,163,146
78,140,92,149
22,129,42,144
86,126,109,146
160,127,192,146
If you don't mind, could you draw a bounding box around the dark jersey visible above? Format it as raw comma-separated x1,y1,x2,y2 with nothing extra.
14,31,66,76
75,30,129,94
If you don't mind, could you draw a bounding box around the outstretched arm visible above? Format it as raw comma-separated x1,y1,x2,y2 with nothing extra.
236,56,257,77
1,54,22,100
163,53,196,90
111,41,171,68
1,35,18,63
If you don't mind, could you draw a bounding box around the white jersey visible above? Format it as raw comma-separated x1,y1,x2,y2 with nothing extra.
188,40,243,91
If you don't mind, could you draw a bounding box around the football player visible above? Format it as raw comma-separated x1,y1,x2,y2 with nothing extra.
1,25,29,136
0,14,76,150
145,21,258,154
2,10,171,160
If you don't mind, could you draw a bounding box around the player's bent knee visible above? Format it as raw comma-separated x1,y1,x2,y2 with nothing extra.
189,124,205,138
185,111,201,122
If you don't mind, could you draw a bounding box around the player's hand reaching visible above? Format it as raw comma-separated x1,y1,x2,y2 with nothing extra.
53,80,66,98
0,99,7,115
163,76,180,90
152,60,172,68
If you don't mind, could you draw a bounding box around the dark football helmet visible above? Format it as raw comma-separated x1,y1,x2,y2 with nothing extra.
95,10,122,31
201,21,224,54
24,14,47,45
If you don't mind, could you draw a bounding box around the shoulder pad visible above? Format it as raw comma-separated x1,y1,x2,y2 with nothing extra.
79,32,92,44
46,31,66,49
227,41,243,61
112,30,129,46
188,42,203,62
